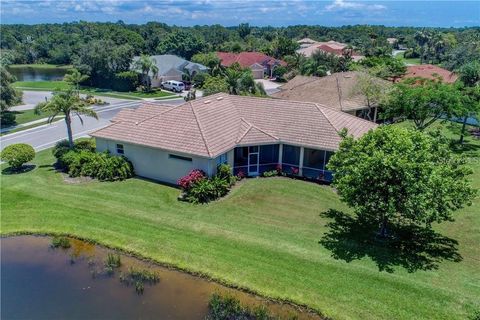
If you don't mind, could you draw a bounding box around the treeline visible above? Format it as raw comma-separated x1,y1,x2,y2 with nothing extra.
1,21,479,70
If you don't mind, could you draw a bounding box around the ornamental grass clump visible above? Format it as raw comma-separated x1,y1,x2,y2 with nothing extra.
207,293,275,320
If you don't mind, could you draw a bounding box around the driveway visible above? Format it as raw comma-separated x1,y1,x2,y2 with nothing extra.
1,98,185,152
255,79,282,95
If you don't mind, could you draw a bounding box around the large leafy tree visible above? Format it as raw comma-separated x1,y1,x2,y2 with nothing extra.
350,72,391,122
156,30,206,60
132,54,159,92
0,67,22,125
328,126,476,236
35,89,98,148
457,61,480,144
383,78,463,130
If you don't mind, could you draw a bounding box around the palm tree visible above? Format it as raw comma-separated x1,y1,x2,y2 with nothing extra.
35,89,98,148
63,69,89,95
133,54,159,92
223,68,243,95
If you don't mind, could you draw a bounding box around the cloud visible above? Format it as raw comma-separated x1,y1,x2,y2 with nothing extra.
325,0,386,12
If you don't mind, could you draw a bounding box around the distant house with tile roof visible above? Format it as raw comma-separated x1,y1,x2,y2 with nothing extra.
296,40,364,62
216,52,286,79
91,93,376,184
400,64,458,83
131,54,208,87
272,71,391,122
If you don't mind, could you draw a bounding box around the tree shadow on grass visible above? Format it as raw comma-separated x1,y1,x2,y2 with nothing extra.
1,164,36,175
319,209,462,273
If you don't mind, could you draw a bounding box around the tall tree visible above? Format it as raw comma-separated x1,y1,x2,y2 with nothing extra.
351,73,391,122
383,78,463,130
457,61,480,144
63,68,89,94
35,89,98,148
133,54,158,92
327,126,476,236
0,67,22,126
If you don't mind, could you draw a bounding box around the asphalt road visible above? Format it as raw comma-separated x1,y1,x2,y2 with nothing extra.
1,97,185,152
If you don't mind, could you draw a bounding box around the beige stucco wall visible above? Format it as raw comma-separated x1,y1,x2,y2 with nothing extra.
95,138,216,185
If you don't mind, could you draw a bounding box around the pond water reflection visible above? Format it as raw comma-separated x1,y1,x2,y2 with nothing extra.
1,236,321,320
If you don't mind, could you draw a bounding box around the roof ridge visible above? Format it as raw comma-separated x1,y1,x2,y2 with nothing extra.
189,101,212,157
334,74,344,111
249,123,279,140
136,101,186,125
314,103,341,133
317,102,379,126
235,118,253,143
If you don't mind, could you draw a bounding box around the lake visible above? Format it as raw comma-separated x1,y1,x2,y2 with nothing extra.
1,236,321,320
7,65,70,81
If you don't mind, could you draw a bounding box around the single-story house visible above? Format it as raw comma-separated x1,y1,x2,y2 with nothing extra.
131,54,208,87
400,64,458,84
90,93,376,185
216,52,286,79
272,71,390,122
296,40,364,62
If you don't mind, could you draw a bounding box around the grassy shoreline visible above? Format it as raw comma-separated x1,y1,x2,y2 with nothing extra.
13,81,177,99
8,63,73,69
1,123,479,320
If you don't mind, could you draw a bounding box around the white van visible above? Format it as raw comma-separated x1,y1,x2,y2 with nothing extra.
160,80,185,93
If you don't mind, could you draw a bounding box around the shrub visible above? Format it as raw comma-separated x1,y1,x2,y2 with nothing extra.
74,139,96,152
216,163,235,185
60,149,134,181
0,143,35,170
262,170,278,177
1,111,16,126
207,294,274,320
177,169,206,191
52,140,71,160
185,178,216,204
112,71,139,92
51,236,71,249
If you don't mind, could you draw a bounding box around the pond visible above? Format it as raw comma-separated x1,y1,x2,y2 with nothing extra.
6,65,70,81
1,236,321,320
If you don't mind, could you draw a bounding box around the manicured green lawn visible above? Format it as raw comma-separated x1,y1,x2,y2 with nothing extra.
8,64,72,70
1,123,479,320
395,51,421,65
13,81,177,100
11,109,55,125
14,80,71,90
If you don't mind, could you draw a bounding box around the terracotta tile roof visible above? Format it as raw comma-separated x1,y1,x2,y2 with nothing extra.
402,64,458,83
216,52,286,68
272,72,390,112
91,93,377,158
296,41,364,61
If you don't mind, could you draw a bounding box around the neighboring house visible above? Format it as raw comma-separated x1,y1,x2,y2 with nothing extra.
386,38,398,45
131,54,208,87
271,71,391,121
216,52,286,79
296,40,364,62
91,93,376,185
400,64,458,83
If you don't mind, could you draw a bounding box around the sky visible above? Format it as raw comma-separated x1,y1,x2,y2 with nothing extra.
0,0,479,27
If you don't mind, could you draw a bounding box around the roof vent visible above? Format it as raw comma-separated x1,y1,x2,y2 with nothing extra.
135,121,139,125
204,100,211,104
216,96,224,101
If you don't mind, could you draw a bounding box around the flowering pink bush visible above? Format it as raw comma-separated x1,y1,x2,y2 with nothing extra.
275,164,282,174
177,169,206,190
291,166,299,175
237,170,246,180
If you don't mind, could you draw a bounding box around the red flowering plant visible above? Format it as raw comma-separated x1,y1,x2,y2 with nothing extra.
290,166,299,175
236,170,246,180
177,169,206,191
275,164,282,175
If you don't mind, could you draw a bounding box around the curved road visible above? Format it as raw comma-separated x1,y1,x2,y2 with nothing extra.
1,94,185,152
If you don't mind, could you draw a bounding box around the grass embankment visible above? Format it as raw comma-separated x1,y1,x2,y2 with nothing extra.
395,51,421,65
13,81,178,100
8,64,73,69
1,122,479,320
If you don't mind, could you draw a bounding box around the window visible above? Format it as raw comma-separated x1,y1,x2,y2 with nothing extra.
169,154,192,162
259,145,279,164
116,144,124,155
282,145,300,165
303,148,325,169
216,153,228,166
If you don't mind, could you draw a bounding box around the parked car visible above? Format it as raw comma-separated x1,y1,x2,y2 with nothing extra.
160,80,185,93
